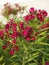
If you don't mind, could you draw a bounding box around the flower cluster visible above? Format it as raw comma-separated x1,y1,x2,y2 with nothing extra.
1,19,19,55
0,4,49,65
1,7,49,55
2,3,26,18
1,18,36,55
24,7,48,23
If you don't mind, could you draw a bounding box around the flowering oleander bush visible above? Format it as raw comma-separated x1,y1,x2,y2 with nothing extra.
0,3,49,65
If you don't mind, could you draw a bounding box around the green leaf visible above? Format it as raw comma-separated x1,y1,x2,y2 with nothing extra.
39,31,47,36
42,57,45,65
25,52,39,63
10,55,17,59
29,63,38,65
37,36,46,42
2,63,5,65
0,55,3,61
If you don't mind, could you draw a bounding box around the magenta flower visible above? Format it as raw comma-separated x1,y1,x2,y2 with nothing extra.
19,22,24,30
2,45,7,50
22,29,28,37
1,36,4,40
12,27,17,32
26,26,33,32
45,61,49,65
25,37,30,41
46,35,49,38
11,31,19,38
37,13,42,19
40,17,44,22
24,14,35,22
0,30,4,37
38,9,42,13
31,14,35,20
4,29,9,33
5,23,10,33
24,15,31,22
9,49,14,55
32,36,36,41
13,23,17,28
42,10,48,16
29,7,34,13
14,46,19,52
5,23,10,29
12,39,16,44
37,13,44,22
22,26,33,38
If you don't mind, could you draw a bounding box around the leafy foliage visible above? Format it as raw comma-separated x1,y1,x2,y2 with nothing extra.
0,3,49,65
